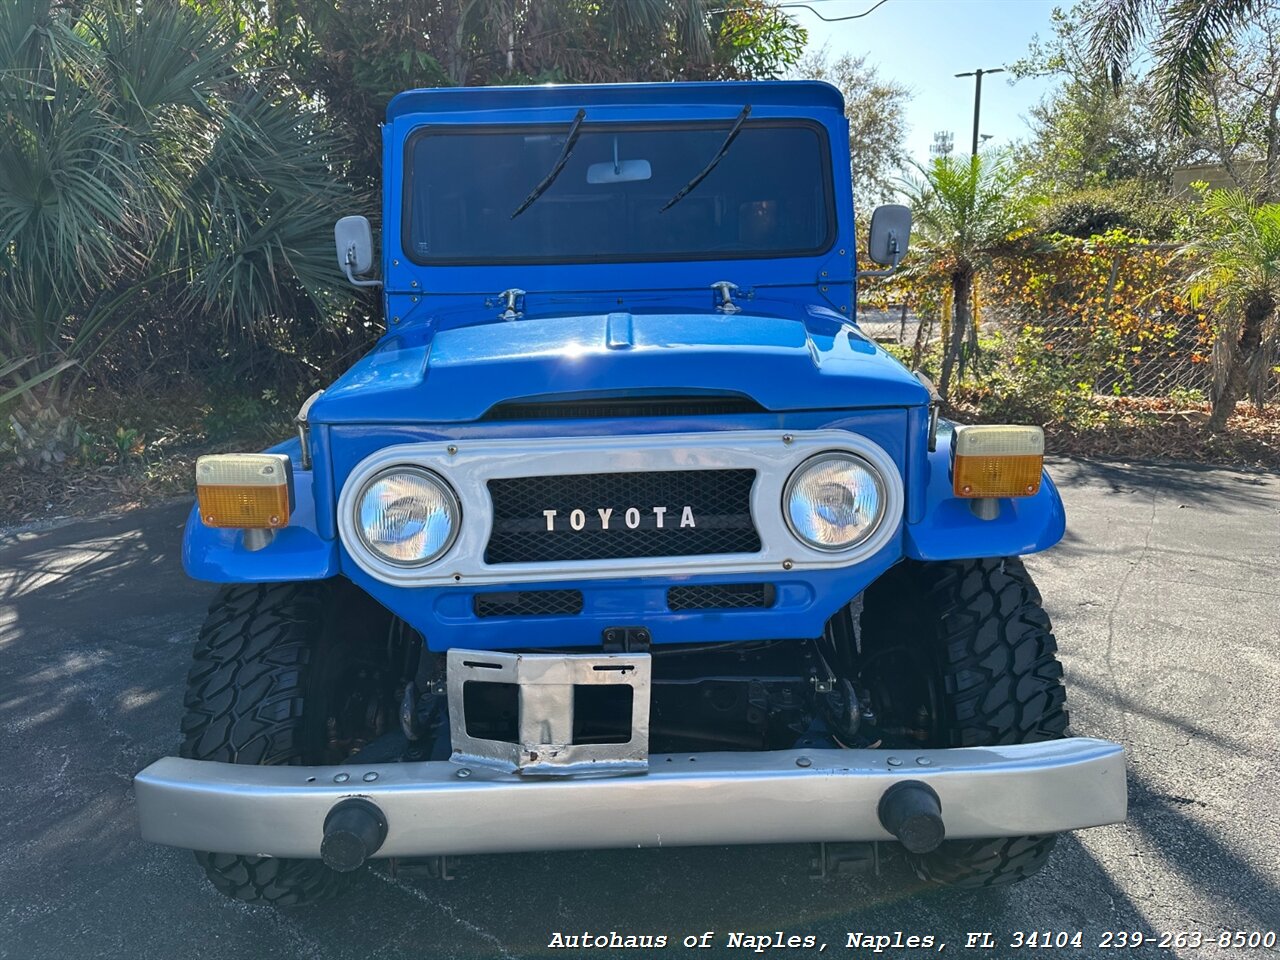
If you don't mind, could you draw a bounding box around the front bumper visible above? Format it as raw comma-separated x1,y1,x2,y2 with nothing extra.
134,738,1126,859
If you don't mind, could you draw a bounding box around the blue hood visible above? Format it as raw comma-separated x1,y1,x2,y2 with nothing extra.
310,308,929,425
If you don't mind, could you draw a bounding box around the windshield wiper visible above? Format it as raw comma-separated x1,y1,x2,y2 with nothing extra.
660,104,752,213
510,108,587,219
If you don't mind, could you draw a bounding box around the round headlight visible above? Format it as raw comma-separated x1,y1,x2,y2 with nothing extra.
355,467,460,566
784,453,885,552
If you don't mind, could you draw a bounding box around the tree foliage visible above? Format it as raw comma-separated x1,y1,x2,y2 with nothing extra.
1,0,805,455
1179,189,1280,427
1026,2,1280,200
1013,6,1192,191
1188,2,1280,200
1084,0,1261,131
1082,0,1280,205
210,0,807,184
1033,183,1180,239
0,0,356,421
901,153,1034,397
792,46,911,204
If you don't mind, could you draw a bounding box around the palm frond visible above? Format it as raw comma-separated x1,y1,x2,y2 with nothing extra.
1085,0,1156,89
173,84,355,335
79,0,240,128
0,0,356,407
1152,0,1261,131
1178,189,1280,422
901,153,1031,265
0,358,77,406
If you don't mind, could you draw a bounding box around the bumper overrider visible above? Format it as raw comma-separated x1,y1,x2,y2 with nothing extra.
136,646,1126,868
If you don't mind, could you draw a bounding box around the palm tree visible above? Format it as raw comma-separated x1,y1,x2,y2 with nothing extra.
901,154,1032,399
1180,189,1280,431
0,0,355,433
1086,0,1261,132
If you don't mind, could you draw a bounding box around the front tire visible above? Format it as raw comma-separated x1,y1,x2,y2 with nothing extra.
861,556,1068,888
179,581,400,905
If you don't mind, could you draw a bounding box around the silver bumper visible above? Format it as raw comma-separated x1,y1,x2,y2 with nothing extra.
134,738,1126,859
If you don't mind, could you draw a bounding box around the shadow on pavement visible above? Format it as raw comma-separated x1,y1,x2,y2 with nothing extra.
1049,457,1277,512
1070,673,1258,758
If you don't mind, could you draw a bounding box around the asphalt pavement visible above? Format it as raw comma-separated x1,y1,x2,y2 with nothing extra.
1,458,1278,960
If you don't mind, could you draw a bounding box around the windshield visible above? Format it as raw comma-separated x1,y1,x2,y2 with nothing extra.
403,120,834,265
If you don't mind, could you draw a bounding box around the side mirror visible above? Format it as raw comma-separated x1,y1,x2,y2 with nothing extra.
866,203,912,267
334,215,381,288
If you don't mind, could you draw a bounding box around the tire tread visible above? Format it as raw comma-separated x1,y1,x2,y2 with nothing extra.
179,583,349,906
897,557,1069,888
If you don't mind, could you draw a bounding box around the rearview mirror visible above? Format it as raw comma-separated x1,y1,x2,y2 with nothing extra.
587,159,652,184
334,215,380,287
587,136,652,184
867,204,911,267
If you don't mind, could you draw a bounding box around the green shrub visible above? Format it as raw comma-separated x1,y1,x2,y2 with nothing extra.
954,327,1110,428
0,0,358,424
1035,183,1180,240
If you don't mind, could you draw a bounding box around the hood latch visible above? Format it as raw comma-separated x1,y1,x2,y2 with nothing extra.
496,288,526,321
711,280,741,314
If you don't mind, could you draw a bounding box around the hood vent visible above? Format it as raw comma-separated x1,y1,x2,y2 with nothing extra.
481,395,764,421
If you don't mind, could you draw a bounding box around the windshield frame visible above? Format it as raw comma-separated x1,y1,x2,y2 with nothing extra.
399,118,837,267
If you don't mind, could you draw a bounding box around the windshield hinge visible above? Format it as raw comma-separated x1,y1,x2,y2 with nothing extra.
294,389,323,470
915,370,942,452
711,280,742,314
496,288,526,321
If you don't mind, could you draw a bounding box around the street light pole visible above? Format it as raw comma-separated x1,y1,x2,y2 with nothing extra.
955,67,1004,156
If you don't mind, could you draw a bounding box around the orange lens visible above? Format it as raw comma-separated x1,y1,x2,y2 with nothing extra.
197,484,291,528
953,454,1044,498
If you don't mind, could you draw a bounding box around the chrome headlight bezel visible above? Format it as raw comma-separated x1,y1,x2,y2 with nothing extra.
353,466,461,568
782,451,887,553
336,431,903,589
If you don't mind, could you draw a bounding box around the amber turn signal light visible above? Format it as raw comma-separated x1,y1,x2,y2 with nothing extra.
952,425,1044,499
196,454,293,529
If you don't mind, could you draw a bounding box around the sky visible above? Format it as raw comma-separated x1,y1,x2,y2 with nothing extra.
790,0,1064,164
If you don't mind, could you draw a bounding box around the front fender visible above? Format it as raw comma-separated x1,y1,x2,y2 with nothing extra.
182,440,338,583
904,439,1065,561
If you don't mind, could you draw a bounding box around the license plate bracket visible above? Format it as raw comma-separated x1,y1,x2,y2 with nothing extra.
447,648,651,776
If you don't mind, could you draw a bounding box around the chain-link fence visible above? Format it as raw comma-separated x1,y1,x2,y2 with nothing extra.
856,246,1280,406
861,304,1280,403
1030,312,1224,401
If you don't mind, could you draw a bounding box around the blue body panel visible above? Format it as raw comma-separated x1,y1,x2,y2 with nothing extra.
903,425,1066,561
182,438,339,583
310,306,929,425
180,81,1067,652
354,552,902,652
385,81,846,123
182,416,1067,649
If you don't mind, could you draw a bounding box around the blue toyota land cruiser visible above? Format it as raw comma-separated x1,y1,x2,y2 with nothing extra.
134,80,1126,904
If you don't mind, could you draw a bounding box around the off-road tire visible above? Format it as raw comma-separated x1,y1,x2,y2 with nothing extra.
863,556,1068,888
179,582,352,906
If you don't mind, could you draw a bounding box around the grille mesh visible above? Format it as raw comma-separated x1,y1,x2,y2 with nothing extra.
667,583,777,611
473,590,584,618
485,469,760,564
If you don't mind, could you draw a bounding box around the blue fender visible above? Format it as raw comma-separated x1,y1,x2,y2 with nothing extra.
904,439,1065,561
182,439,339,583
